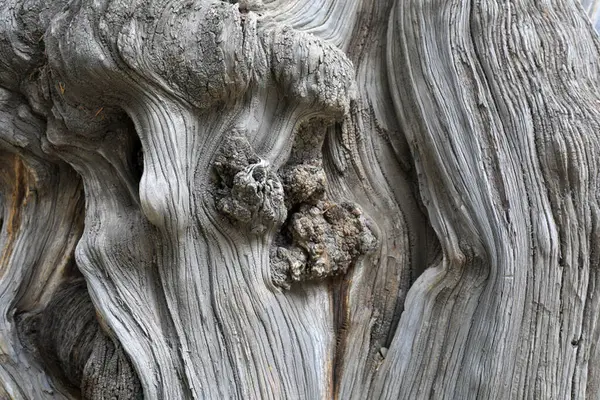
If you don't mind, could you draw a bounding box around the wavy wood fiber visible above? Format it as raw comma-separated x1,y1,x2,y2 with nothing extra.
0,0,599,399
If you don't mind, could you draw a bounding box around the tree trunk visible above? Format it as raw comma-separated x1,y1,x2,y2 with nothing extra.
1,0,599,398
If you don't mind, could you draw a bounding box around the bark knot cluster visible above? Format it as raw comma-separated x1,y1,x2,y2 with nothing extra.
214,132,287,233
271,199,377,288
213,124,378,289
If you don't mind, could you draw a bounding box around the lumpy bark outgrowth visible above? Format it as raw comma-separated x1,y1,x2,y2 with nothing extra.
214,133,287,233
213,128,378,289
272,116,378,288
271,200,377,288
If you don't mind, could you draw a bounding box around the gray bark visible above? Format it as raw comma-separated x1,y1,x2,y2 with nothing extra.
0,0,599,399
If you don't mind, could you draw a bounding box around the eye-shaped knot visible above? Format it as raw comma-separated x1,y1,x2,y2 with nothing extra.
246,159,270,183
214,140,287,234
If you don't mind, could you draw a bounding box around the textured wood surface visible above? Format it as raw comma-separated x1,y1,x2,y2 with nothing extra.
0,0,599,398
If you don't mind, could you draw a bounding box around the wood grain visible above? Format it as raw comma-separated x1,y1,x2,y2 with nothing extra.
0,0,598,398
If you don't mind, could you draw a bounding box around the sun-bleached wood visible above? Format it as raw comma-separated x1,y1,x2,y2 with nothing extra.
1,0,599,399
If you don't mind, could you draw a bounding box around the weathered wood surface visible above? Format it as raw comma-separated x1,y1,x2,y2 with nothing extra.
0,0,599,398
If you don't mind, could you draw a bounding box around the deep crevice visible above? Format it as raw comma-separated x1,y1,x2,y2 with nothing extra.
130,129,144,183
